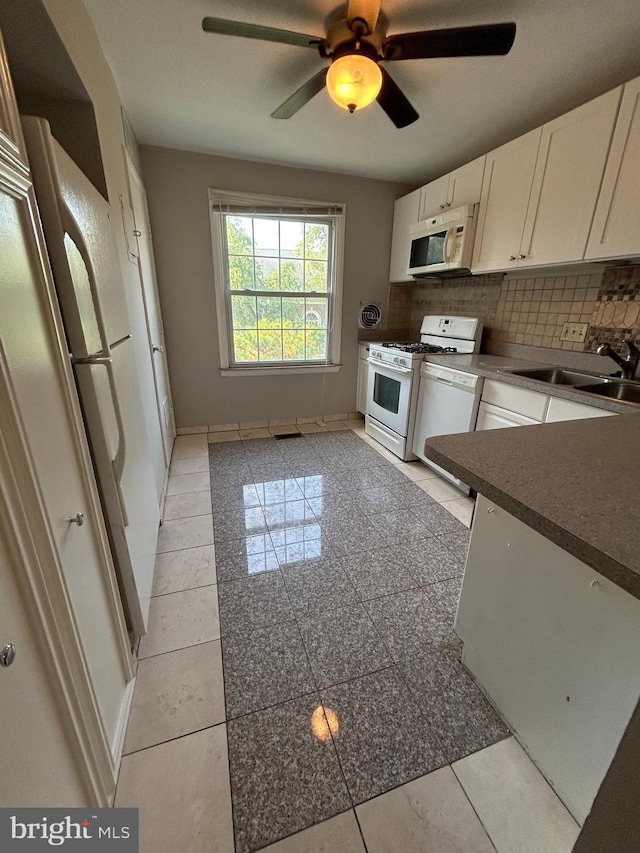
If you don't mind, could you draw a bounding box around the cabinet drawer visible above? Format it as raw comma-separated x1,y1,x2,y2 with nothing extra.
481,379,549,420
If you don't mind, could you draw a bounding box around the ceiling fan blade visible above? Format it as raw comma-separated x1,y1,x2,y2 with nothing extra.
376,67,419,129
271,68,329,119
202,17,321,49
384,22,516,61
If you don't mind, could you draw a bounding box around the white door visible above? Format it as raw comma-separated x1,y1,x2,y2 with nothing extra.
471,128,541,273
126,154,174,477
0,149,132,796
418,174,449,219
585,76,640,260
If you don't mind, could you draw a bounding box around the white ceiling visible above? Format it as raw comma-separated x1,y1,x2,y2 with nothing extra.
82,0,640,185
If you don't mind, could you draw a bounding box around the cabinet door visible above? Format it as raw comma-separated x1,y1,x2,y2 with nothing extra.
357,352,369,415
545,397,617,422
585,77,640,260
418,174,448,219
389,187,421,282
476,401,540,430
448,155,486,210
519,89,621,268
471,129,541,273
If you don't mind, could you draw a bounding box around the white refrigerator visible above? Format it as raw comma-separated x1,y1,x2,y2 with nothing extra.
22,115,160,640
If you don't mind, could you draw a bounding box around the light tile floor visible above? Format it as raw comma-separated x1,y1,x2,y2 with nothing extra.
115,419,580,853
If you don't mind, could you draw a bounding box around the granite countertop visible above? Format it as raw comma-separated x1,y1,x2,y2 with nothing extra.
423,353,640,415
424,414,640,599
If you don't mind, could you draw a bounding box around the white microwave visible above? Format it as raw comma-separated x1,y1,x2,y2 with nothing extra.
407,203,478,277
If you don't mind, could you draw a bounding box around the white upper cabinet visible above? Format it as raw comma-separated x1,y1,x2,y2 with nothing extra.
389,186,421,283
519,88,621,268
418,155,485,220
585,77,640,261
472,89,620,273
471,128,541,273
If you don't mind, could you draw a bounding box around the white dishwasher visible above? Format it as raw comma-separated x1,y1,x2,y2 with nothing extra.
412,362,483,494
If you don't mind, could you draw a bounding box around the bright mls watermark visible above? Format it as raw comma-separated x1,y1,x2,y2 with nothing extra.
0,809,138,851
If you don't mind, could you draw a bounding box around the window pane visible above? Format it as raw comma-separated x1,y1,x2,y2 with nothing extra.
306,330,327,360
229,256,254,289
255,257,280,290
280,259,304,291
282,296,305,328
226,216,253,255
234,330,259,362
253,219,279,257
283,330,305,361
257,296,282,330
231,295,257,328
280,221,304,258
305,223,329,259
305,260,328,292
304,297,328,329
258,329,283,361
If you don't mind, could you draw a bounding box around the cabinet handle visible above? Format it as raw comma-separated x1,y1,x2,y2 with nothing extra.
439,204,445,209
1,644,16,667
68,512,85,527
519,253,527,259
445,202,451,208
508,255,516,261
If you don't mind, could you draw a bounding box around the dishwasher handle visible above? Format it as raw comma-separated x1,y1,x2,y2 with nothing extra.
421,364,480,392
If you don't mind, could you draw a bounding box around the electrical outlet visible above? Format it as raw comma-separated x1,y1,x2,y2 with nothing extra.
559,322,589,343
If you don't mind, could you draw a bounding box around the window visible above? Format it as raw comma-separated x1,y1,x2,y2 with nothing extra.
209,190,345,374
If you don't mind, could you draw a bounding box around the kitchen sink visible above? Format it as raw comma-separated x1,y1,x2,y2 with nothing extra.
576,381,640,405
503,367,609,385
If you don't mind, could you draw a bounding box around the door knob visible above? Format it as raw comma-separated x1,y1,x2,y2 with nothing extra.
68,512,85,526
1,644,16,667
152,344,164,354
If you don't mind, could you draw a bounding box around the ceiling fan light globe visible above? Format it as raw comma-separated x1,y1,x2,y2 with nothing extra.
326,54,382,112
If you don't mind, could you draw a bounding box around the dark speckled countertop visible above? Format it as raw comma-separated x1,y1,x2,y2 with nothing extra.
424,414,640,600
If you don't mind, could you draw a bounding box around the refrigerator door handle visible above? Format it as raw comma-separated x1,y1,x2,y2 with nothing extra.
61,203,128,521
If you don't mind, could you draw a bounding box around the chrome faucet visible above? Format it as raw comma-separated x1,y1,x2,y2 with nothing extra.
596,340,640,380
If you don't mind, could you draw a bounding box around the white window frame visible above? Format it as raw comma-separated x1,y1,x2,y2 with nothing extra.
209,189,345,375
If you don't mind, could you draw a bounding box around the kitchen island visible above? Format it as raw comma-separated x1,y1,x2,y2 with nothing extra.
423,413,640,839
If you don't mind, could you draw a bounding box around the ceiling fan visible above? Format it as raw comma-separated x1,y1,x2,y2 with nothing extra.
202,0,516,128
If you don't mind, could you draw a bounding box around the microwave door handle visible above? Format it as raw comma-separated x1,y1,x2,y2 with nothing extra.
443,229,454,263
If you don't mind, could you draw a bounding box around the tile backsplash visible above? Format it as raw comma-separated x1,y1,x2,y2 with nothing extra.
387,264,640,355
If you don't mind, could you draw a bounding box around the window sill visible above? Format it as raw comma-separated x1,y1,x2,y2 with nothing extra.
220,364,342,377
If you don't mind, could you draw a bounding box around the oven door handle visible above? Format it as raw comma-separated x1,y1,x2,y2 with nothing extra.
367,358,414,376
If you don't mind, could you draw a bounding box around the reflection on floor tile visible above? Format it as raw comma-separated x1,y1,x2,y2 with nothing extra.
123,641,224,753
356,765,495,853
222,621,314,718
322,667,447,804
453,737,580,853
227,694,351,853
115,725,233,853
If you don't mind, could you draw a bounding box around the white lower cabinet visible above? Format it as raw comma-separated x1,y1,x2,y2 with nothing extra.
356,344,369,415
456,495,640,824
545,397,617,422
476,400,541,430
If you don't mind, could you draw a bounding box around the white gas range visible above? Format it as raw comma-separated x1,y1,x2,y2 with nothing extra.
365,315,483,461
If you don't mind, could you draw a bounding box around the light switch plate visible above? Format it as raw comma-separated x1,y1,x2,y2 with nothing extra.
560,322,589,343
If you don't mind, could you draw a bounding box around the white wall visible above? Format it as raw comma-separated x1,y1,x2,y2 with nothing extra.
140,145,410,427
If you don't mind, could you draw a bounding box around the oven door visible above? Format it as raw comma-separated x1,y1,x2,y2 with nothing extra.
366,358,414,437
